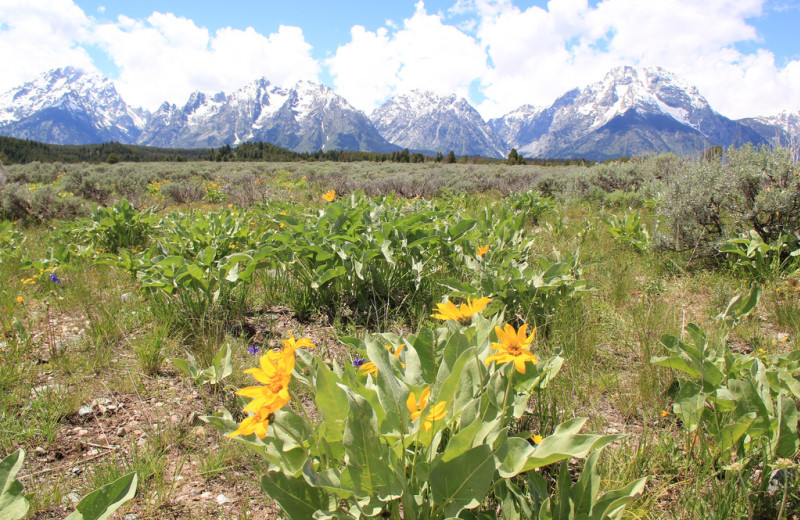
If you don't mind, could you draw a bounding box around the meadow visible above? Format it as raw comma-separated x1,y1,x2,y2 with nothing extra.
1,145,799,519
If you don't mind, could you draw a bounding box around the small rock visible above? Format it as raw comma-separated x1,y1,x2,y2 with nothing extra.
34,447,46,456
137,437,147,447
123,514,138,520
187,411,199,425
170,415,180,424
96,433,108,444
200,491,213,500
76,428,89,436
121,292,134,303
97,405,107,414
86,449,98,456
78,405,93,416
65,492,81,504
216,494,231,505
115,427,126,437
70,467,83,475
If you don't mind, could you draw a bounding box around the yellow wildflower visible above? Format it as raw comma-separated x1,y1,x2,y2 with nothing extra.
229,332,315,438
359,345,405,376
322,190,336,202
531,434,544,444
423,402,447,432
477,245,489,257
406,387,431,421
660,409,669,418
431,296,491,324
485,323,538,374
15,296,24,304
407,387,447,431
227,405,275,439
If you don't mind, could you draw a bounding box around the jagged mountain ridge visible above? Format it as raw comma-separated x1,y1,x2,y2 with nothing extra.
0,65,796,159
0,66,146,145
139,79,398,153
370,91,506,158
490,66,769,161
738,110,800,148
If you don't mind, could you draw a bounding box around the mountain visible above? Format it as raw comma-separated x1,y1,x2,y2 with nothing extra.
738,110,800,148
370,91,506,158
491,66,768,161
139,79,397,153
0,65,792,160
0,67,146,145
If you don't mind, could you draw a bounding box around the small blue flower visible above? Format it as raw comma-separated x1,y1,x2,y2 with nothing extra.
247,343,259,356
49,272,62,283
352,356,366,368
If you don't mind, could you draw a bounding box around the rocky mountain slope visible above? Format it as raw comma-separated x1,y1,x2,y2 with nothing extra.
370,91,506,158
491,66,768,161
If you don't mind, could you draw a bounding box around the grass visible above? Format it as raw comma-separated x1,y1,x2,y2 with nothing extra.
1,158,798,519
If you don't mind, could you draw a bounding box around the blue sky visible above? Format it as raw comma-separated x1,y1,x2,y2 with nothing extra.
1,0,799,118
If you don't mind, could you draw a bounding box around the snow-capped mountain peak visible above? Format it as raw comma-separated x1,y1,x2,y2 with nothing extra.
577,65,710,131
370,90,507,158
492,65,766,161
0,66,147,144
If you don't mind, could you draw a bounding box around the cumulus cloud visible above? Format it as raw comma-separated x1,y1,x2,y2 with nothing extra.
469,0,799,118
0,0,96,92
328,0,799,119
2,0,798,121
327,1,488,113
93,13,320,109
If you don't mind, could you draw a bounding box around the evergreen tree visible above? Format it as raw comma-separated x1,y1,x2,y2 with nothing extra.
444,150,456,164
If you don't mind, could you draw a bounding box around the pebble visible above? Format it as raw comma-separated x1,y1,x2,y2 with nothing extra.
187,411,199,424
170,414,180,424
216,494,231,505
123,514,138,520
116,427,126,437
70,467,83,475
77,405,93,416
76,428,89,436
34,447,46,456
64,492,81,504
200,492,213,500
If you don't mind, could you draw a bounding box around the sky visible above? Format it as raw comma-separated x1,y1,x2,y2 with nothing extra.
1,0,799,120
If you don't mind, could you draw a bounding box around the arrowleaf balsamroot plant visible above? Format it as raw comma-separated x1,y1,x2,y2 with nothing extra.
204,308,644,519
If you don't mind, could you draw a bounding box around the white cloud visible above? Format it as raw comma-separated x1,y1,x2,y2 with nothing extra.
0,0,96,92
471,0,800,118
93,13,320,109
1,0,798,122
327,1,488,113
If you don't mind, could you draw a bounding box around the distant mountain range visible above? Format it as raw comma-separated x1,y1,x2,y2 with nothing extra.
0,65,797,160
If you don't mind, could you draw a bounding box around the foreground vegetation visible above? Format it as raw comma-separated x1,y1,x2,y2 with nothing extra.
1,145,799,519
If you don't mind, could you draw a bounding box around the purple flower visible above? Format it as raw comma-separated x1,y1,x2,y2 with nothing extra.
49,272,62,283
247,343,259,356
352,356,366,368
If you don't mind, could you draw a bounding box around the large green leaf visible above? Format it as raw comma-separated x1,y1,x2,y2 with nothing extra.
65,472,137,520
261,471,326,520
314,361,350,443
339,387,402,500
0,480,30,520
521,429,620,472
0,449,24,498
431,445,496,518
